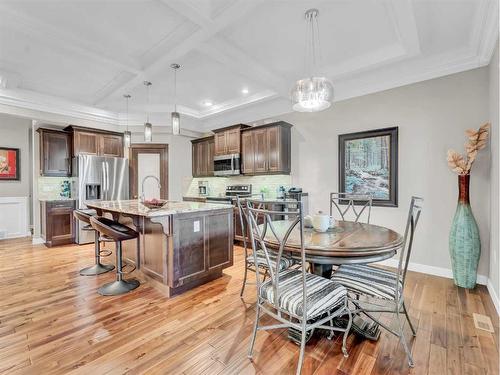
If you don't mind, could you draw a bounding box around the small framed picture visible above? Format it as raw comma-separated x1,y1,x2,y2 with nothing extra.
339,127,398,207
0,147,20,181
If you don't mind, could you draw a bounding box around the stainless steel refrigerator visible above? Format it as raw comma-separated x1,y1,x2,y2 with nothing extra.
74,154,129,244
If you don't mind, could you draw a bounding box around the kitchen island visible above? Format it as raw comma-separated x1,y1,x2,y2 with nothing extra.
85,200,234,296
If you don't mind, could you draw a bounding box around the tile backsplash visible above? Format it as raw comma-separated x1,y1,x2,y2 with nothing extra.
185,175,292,198
38,177,76,200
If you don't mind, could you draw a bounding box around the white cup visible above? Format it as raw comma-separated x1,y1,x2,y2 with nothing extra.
312,211,330,232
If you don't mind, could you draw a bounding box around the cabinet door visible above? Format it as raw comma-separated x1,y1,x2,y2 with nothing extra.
207,139,214,175
100,134,123,157
41,131,71,176
214,132,227,156
199,141,209,176
253,129,268,173
192,142,200,177
49,208,74,244
267,126,282,172
241,131,255,174
226,129,240,154
74,131,99,155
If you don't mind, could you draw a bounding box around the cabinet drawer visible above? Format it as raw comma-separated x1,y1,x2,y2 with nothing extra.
47,201,75,210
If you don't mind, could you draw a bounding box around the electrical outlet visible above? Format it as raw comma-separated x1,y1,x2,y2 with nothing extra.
193,220,200,233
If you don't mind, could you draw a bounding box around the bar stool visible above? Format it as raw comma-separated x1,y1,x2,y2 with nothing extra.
89,216,140,296
73,209,115,276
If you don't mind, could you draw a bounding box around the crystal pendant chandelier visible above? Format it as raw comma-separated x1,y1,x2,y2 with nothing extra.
123,94,131,148
143,81,152,142
291,9,334,112
171,63,181,135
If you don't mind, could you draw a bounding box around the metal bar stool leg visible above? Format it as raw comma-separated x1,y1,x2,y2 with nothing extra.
98,241,140,296
79,231,115,276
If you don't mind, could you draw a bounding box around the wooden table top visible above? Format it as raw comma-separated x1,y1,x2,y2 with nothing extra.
259,220,404,261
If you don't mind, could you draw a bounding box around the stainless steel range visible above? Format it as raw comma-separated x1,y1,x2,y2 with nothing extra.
205,184,252,205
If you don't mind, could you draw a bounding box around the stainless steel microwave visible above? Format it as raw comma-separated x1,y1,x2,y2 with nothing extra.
213,154,241,176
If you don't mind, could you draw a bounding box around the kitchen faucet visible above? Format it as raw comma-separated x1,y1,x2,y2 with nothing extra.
140,175,161,202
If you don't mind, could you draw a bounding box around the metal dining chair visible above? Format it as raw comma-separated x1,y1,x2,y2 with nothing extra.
331,196,423,367
246,199,352,375
236,194,296,297
330,192,373,223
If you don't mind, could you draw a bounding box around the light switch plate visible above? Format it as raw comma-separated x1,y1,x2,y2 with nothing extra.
193,220,200,233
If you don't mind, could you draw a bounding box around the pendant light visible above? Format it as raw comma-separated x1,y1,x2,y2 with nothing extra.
291,9,334,112
123,94,131,148
143,81,152,142
171,63,181,135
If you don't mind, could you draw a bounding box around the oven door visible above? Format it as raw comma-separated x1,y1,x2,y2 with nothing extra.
214,154,240,176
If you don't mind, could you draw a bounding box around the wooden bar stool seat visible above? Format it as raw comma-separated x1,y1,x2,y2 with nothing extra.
90,216,140,296
73,209,114,276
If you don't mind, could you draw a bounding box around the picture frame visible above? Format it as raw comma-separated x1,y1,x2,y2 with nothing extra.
0,147,20,181
339,127,398,207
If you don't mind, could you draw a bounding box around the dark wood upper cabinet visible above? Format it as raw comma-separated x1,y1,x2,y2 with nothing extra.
241,131,255,174
214,132,227,156
241,121,292,175
192,136,214,177
37,128,72,177
101,134,123,157
212,124,250,156
64,125,124,157
73,130,100,155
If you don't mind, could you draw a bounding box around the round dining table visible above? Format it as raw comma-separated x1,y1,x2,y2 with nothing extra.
258,219,404,341
259,220,404,278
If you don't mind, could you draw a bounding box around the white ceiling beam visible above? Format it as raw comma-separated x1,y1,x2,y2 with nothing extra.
0,4,143,75
94,0,265,106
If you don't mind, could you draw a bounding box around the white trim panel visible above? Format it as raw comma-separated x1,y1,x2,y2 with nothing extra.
487,278,500,316
377,258,489,286
0,197,30,239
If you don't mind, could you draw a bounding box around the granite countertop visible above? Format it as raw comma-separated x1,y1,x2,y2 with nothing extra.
183,195,300,203
39,198,76,202
84,199,233,217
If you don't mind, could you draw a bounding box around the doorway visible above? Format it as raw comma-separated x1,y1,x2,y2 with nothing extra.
129,144,168,200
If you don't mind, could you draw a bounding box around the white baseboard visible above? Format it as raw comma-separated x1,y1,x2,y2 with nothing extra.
487,278,500,316
377,258,488,285
31,236,45,245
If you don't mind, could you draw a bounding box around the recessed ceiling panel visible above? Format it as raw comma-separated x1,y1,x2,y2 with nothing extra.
0,29,123,103
3,0,191,62
413,0,477,55
221,0,399,80
121,49,267,112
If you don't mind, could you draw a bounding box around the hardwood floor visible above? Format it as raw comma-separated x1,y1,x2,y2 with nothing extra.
0,237,498,375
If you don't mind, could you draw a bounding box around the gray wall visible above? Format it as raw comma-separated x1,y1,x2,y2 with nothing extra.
0,113,32,198
279,68,491,277
489,41,499,300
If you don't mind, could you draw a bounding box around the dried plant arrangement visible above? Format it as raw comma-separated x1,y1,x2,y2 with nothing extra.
447,123,490,175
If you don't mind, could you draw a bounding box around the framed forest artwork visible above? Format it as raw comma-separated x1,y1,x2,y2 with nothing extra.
338,127,398,207
0,147,20,181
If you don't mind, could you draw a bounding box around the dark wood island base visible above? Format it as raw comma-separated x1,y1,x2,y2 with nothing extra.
85,200,234,297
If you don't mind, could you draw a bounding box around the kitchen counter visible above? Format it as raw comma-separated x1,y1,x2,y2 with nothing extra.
38,197,75,202
85,199,233,297
85,199,232,217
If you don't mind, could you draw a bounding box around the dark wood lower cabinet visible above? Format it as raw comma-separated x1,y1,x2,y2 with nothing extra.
40,200,75,247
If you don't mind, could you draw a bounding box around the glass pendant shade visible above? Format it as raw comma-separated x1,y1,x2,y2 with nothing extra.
123,130,131,148
291,77,334,112
171,111,180,135
144,122,152,142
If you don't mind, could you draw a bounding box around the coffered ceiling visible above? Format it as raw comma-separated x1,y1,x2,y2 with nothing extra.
0,0,497,132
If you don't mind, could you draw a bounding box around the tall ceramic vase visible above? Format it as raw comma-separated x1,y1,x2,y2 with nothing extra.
449,174,481,289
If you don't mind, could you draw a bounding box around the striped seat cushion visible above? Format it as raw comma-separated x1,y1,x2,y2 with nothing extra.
247,250,296,271
331,264,403,300
259,269,347,319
